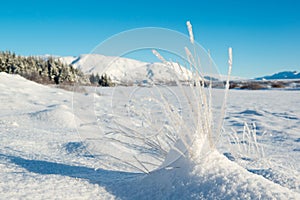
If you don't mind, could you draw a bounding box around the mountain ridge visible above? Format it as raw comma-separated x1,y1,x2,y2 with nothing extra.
40,54,300,81
255,71,300,80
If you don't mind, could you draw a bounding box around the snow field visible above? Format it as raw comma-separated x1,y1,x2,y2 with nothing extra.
0,73,299,199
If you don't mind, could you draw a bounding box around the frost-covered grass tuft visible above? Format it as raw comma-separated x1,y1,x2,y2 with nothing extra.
149,22,233,166
90,21,232,174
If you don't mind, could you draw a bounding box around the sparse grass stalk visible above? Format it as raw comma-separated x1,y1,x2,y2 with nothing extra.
184,23,215,152
186,21,194,44
227,122,265,165
151,21,220,161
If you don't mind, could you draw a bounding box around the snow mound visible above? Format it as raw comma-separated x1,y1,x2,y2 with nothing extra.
29,105,76,129
81,150,298,199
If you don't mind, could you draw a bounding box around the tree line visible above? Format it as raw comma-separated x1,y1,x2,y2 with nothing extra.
0,51,114,86
89,73,114,87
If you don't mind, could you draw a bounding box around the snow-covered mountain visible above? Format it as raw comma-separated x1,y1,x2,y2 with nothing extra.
39,54,247,83
256,71,300,80
58,54,193,84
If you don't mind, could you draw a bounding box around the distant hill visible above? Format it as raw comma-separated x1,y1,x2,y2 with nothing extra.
255,71,300,80
58,54,248,84
58,54,206,85
226,70,300,90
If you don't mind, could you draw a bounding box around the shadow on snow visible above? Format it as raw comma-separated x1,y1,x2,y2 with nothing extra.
1,153,203,200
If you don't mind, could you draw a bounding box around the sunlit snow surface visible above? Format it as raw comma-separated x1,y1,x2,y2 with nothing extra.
0,73,299,199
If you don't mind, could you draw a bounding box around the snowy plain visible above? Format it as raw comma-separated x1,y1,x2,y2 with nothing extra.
0,72,299,199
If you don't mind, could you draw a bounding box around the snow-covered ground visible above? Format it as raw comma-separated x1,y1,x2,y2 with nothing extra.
0,72,299,199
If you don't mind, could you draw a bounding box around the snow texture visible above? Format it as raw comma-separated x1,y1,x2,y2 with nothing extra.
0,72,299,199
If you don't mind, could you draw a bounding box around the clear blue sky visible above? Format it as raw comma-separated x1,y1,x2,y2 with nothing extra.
1,0,299,78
